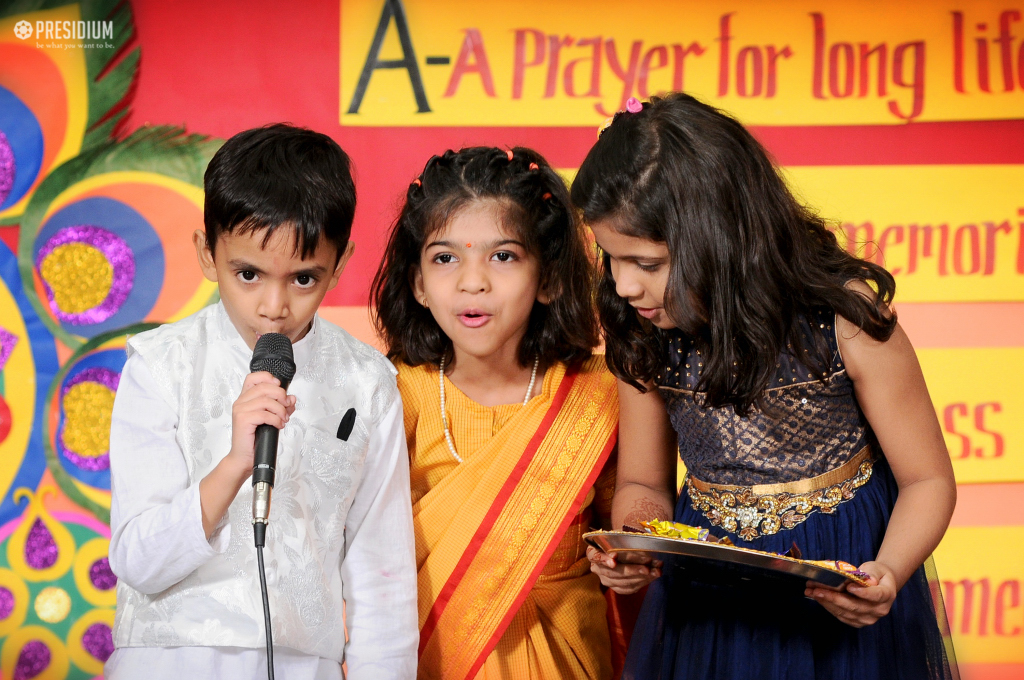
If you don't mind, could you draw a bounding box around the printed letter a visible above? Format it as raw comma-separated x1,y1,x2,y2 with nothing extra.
347,0,431,113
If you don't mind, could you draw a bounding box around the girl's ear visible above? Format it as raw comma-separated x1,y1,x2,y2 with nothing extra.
410,265,427,306
536,276,556,305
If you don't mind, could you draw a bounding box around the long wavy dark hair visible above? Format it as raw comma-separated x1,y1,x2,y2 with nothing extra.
372,146,599,369
571,92,896,415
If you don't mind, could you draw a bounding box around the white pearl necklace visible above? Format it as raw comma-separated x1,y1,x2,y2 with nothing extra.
438,354,540,464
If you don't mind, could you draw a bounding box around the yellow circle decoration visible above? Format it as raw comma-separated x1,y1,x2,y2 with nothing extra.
72,538,116,607
0,625,70,680
61,381,115,458
39,242,113,314
66,608,115,675
33,586,71,623
0,568,30,636
6,488,76,582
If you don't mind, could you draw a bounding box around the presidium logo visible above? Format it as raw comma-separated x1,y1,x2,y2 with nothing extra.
13,20,32,40
13,19,113,41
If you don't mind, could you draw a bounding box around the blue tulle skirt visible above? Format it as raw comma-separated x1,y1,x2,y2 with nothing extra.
622,457,955,680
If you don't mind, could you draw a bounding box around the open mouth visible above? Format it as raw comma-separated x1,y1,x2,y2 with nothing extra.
458,310,492,328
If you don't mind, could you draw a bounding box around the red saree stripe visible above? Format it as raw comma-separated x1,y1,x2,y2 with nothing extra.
463,427,619,680
418,369,580,655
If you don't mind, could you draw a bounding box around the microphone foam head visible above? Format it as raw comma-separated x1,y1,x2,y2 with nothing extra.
250,332,297,388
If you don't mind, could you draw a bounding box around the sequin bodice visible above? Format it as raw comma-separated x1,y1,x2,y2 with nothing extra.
657,310,871,486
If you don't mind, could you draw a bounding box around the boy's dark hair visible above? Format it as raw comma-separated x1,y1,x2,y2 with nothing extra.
570,92,896,416
371,146,599,369
203,123,355,259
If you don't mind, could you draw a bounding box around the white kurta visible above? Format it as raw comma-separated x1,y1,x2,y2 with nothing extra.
106,302,417,679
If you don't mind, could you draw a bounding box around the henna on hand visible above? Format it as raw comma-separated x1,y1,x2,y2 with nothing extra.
622,496,672,530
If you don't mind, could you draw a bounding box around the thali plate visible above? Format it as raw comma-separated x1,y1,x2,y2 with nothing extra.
584,531,867,590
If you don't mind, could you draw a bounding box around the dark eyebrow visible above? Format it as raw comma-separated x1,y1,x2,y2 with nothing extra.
599,248,667,263
228,260,328,277
290,265,329,277
620,254,667,263
228,259,266,274
425,239,458,249
486,239,526,249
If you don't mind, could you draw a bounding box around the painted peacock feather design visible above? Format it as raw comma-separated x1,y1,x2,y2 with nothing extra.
0,3,226,677
0,0,139,225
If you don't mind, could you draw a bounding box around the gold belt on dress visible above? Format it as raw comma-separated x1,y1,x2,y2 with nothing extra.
685,446,875,541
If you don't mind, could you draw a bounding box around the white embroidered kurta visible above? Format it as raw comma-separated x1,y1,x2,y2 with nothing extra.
106,302,417,679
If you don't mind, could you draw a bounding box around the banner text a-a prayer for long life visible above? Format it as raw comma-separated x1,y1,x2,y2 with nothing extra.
340,0,1024,126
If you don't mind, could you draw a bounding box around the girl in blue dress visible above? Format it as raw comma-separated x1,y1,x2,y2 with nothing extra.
574,93,956,680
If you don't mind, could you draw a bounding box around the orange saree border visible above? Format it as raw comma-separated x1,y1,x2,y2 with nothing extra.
418,369,578,651
465,429,617,680
417,366,619,680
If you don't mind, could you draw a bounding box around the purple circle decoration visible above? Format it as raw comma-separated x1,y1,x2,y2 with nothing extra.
13,640,50,680
35,225,135,325
82,622,114,662
25,518,58,570
89,557,117,591
0,327,18,371
0,586,14,619
59,366,120,472
0,130,14,207
63,366,120,393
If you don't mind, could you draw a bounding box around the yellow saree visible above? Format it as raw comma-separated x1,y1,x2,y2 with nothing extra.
398,357,619,680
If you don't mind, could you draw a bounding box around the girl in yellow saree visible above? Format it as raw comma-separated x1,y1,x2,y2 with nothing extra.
372,147,620,680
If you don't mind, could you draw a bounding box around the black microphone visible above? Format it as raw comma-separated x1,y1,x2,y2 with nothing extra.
249,333,296,548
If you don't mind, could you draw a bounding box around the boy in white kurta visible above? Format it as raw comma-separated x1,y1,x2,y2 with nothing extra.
105,125,417,679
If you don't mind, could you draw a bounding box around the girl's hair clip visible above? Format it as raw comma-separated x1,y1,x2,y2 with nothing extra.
506,149,514,161
529,162,539,171
598,97,644,138
411,178,422,186
542,192,552,200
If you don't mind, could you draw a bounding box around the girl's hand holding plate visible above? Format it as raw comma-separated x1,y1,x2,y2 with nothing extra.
587,545,663,594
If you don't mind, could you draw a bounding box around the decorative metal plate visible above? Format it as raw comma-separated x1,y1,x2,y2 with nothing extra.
584,531,867,590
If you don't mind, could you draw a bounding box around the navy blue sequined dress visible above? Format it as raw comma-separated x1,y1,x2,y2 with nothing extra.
623,309,954,680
